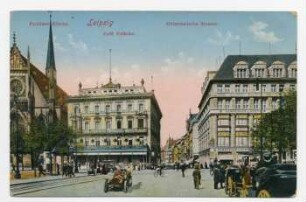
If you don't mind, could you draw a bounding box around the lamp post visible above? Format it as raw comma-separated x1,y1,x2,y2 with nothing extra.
279,84,284,163
256,78,264,161
74,106,79,173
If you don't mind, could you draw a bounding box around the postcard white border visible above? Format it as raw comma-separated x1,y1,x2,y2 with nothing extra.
1,1,306,202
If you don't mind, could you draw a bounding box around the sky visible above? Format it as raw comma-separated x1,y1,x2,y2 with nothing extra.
10,11,297,147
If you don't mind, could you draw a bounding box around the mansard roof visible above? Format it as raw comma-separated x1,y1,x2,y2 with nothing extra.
214,54,297,80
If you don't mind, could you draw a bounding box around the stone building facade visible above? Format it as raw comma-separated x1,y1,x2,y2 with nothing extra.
197,54,297,164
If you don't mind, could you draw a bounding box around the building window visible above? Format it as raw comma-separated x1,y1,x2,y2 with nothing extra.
236,99,241,110
262,99,267,112
84,106,89,113
117,138,122,146
271,85,276,92
243,85,248,93
128,120,133,129
95,105,99,113
235,85,240,93
218,119,229,126
225,84,230,93
262,84,266,92
291,69,297,78
254,99,259,110
138,119,144,129
290,84,296,91
217,100,222,110
217,84,223,93
218,137,229,147
128,104,132,112
106,119,111,129
236,137,248,147
117,120,122,129
117,105,121,112
95,121,100,131
272,68,283,78
85,122,89,132
128,139,133,146
106,105,110,113
243,100,248,109
236,119,247,125
96,140,100,146
85,140,89,146
139,104,144,112
225,100,230,110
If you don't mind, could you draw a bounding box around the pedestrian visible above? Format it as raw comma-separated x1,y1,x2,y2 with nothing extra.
181,162,186,177
193,163,201,189
204,162,208,169
38,163,46,177
219,165,225,188
56,163,60,175
213,166,220,189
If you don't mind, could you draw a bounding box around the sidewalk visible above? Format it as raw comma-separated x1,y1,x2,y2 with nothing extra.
10,170,88,185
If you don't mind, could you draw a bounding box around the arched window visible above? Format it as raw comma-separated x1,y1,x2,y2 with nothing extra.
117,120,122,129
251,61,267,78
233,61,249,78
269,61,285,78
288,61,297,78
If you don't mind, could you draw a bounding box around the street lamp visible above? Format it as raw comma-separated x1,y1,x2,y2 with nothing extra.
74,106,79,173
256,78,264,161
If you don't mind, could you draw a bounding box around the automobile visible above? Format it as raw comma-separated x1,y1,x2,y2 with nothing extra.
256,164,296,197
104,169,132,193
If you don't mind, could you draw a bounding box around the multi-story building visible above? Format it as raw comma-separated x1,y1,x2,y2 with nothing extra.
197,54,297,164
186,112,199,160
66,79,162,166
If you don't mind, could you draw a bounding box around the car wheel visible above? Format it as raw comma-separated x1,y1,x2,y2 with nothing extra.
104,179,109,193
257,189,271,198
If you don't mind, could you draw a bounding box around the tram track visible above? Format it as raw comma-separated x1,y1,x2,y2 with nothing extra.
10,175,108,196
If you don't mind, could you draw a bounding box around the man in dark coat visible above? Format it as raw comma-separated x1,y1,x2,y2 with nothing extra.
181,162,186,177
193,163,201,189
219,165,226,188
213,166,220,189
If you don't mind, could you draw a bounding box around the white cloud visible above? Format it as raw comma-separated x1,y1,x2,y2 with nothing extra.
208,30,240,46
54,36,66,52
160,52,196,74
67,33,88,52
249,21,282,43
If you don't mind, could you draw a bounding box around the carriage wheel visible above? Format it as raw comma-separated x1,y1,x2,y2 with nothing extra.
227,177,234,197
124,180,128,193
104,179,109,193
257,189,271,198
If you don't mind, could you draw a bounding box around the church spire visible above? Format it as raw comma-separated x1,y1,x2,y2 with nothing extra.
46,14,56,71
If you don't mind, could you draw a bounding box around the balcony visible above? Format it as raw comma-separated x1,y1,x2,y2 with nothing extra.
82,128,148,135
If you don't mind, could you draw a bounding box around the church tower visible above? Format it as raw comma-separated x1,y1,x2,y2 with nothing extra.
45,14,57,122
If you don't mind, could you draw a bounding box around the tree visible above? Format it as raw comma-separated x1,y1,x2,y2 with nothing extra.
24,116,75,173
252,89,296,163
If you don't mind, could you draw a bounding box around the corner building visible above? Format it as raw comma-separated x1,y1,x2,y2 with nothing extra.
67,79,162,165
198,54,297,164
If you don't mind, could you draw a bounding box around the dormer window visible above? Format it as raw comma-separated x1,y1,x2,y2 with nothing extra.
251,61,267,78
288,61,297,78
234,61,249,78
269,61,285,78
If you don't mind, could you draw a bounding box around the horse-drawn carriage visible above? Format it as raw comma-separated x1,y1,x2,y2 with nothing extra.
224,166,243,197
104,168,132,193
